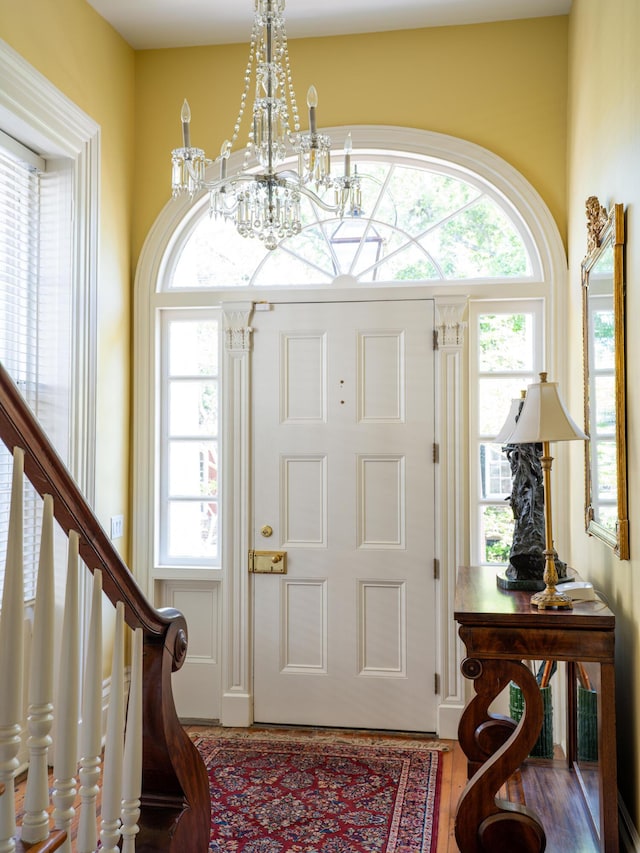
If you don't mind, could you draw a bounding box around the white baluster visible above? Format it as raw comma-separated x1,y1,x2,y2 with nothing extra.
121,627,143,853
0,447,25,853
22,495,55,844
100,601,125,853
52,531,80,853
77,569,103,853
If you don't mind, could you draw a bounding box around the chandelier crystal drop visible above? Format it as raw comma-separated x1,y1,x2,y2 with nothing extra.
170,0,360,250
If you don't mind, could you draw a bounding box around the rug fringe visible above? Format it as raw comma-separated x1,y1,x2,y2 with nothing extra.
189,725,450,751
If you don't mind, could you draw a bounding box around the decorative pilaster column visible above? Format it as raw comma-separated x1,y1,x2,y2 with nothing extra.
434,296,468,739
220,302,254,726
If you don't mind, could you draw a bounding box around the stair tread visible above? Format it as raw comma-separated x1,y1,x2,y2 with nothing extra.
14,829,67,853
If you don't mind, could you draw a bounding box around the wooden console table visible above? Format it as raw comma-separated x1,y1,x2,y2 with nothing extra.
454,565,617,852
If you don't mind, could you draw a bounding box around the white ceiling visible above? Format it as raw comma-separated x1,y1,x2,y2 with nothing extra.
86,0,572,50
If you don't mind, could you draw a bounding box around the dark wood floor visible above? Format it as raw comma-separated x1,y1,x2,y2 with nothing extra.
438,740,602,852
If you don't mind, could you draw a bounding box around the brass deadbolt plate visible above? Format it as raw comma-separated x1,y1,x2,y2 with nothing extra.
249,550,287,574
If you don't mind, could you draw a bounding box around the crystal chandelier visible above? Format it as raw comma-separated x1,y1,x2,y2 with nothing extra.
171,0,361,251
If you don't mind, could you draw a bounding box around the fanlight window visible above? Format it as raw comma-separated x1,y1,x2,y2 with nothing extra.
168,157,535,289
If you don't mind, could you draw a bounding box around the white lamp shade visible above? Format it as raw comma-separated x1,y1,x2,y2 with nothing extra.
507,374,588,444
494,396,524,443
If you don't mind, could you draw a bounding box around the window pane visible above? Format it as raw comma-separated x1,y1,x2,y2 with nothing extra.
254,242,333,286
171,216,268,288
167,157,537,290
480,443,512,500
169,381,218,435
169,441,218,497
161,311,221,568
478,313,535,371
387,167,482,234
375,245,440,282
479,377,532,436
480,505,513,565
169,320,218,375
471,301,543,569
167,500,218,560
422,198,529,279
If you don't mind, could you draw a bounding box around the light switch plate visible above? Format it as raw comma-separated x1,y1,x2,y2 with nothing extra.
110,514,124,540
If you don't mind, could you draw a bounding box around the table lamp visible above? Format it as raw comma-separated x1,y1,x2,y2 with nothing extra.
506,372,588,609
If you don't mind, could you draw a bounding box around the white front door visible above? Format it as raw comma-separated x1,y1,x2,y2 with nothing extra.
251,299,436,732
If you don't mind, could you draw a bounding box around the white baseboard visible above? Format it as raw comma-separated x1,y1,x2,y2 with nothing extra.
437,701,465,740
220,692,253,727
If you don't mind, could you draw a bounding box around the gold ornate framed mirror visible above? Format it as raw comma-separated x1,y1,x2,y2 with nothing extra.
582,196,629,559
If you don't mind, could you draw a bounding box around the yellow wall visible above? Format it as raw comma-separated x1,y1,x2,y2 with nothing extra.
0,6,569,560
0,0,134,556
133,16,568,265
568,0,640,822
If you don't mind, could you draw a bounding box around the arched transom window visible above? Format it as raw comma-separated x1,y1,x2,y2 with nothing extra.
165,152,540,290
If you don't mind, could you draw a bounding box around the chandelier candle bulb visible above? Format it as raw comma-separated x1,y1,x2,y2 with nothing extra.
307,86,318,135
344,133,352,177
181,99,191,150
220,141,230,181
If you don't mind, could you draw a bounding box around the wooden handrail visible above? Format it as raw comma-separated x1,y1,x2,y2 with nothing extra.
0,362,210,851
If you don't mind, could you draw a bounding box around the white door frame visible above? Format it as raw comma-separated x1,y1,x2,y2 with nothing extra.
217,295,468,735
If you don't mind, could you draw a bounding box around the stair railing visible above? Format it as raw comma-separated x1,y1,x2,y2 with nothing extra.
0,362,210,852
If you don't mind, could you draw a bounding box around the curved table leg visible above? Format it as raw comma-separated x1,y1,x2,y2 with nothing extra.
455,657,546,853
457,655,518,779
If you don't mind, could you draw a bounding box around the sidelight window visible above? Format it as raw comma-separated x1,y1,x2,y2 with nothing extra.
469,301,544,566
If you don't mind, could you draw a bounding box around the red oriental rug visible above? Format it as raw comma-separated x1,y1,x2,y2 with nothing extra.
194,735,442,853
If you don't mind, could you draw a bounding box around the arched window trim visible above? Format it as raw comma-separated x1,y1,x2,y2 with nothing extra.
138,126,565,306
158,140,544,292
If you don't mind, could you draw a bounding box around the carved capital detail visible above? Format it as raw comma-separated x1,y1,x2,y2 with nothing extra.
222,302,254,353
435,297,468,348
225,326,253,352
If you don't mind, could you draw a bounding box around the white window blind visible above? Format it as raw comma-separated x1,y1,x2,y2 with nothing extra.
0,133,46,602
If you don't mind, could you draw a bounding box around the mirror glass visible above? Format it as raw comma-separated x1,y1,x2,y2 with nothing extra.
582,197,629,559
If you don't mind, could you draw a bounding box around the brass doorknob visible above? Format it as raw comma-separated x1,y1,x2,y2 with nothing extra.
261,524,273,537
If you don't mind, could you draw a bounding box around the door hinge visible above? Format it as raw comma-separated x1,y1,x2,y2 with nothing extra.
433,329,439,351
434,672,440,695
433,442,439,463
433,558,440,580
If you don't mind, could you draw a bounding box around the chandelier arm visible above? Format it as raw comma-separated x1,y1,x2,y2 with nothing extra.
297,184,344,213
